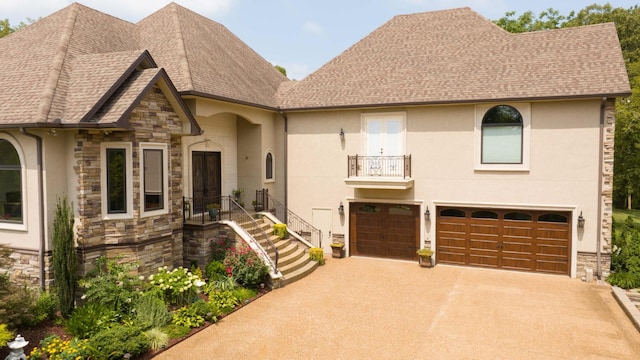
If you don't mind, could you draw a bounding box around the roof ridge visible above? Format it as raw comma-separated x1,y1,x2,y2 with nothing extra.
37,3,79,122
168,3,194,91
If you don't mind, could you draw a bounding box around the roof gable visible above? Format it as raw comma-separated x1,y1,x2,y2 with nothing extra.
277,7,631,110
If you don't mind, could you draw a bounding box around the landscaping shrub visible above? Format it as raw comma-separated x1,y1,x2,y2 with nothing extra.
78,256,143,316
232,287,258,304
171,304,205,328
88,324,149,360
133,293,172,330
27,291,58,326
273,224,288,239
204,275,237,295
144,327,169,351
161,323,191,339
205,260,227,281
210,236,233,261
29,335,92,360
0,245,39,328
308,247,325,265
147,266,205,306
608,216,640,289
207,290,240,314
52,195,77,318
223,245,269,288
65,303,118,339
0,323,13,348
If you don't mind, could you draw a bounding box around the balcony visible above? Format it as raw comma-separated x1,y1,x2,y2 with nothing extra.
345,155,414,190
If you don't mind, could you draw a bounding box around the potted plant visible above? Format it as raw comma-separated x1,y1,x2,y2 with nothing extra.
416,248,434,268
207,203,220,221
330,242,345,258
231,188,243,202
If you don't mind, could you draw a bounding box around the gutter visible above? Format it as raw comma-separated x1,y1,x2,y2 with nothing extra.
19,128,46,290
596,97,606,279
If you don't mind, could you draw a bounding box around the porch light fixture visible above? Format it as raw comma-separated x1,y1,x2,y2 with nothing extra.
578,211,585,228
339,128,345,141
338,202,344,215
424,208,430,221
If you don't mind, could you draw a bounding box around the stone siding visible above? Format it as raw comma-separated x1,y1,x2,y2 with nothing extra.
183,223,240,271
74,85,186,277
578,251,611,280
600,99,615,273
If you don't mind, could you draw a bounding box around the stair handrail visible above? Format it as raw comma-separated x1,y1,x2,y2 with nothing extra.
222,197,279,274
264,192,323,248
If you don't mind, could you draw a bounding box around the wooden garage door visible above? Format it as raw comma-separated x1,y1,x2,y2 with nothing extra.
349,203,420,260
436,207,571,275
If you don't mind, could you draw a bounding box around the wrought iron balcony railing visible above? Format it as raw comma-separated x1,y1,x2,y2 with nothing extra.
347,155,411,178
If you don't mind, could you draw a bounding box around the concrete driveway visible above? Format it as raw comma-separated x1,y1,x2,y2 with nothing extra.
156,257,640,359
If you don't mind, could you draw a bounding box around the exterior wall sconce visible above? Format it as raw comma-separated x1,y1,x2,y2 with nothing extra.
339,128,345,141
424,208,430,221
338,202,344,215
578,211,585,228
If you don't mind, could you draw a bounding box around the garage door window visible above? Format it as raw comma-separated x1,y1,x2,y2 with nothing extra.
538,214,568,223
471,210,498,219
440,208,465,217
504,212,532,221
389,205,413,215
358,204,381,213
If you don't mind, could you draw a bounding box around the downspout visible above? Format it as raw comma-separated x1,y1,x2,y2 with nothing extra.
279,109,288,218
596,97,606,280
20,128,46,290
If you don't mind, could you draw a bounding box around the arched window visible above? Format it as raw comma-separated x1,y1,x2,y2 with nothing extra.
481,105,523,164
265,152,273,180
0,138,23,223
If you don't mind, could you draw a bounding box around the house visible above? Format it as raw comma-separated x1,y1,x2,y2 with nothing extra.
0,3,630,288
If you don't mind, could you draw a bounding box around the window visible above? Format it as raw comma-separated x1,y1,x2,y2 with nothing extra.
0,138,23,224
101,143,132,219
140,143,168,216
361,112,406,176
440,209,466,217
265,151,273,181
475,103,530,171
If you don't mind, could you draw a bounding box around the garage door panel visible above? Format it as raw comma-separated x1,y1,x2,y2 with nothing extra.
437,207,570,275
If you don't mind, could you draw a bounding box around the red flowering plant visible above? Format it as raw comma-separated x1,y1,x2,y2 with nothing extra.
210,236,233,261
223,244,269,289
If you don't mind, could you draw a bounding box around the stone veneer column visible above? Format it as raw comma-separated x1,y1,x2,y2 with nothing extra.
599,98,615,278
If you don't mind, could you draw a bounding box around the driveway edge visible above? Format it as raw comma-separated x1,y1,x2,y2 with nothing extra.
612,286,640,332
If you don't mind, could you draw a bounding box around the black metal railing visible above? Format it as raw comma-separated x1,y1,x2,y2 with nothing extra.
182,195,278,273
347,155,411,178
257,189,322,248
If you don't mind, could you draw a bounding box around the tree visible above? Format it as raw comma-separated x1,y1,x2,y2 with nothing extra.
495,5,640,209
275,65,287,77
52,195,77,317
0,18,37,38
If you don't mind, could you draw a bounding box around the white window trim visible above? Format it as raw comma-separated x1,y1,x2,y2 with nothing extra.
140,143,169,218
264,149,275,183
0,133,27,231
474,103,530,171
100,142,133,220
360,112,407,155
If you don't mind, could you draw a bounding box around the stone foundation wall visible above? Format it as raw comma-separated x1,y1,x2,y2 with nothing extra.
577,252,611,280
183,224,241,271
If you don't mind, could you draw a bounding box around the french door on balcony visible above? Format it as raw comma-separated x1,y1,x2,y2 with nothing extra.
192,151,221,214
364,113,405,176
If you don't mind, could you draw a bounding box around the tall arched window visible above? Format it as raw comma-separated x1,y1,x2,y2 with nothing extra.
0,138,23,223
481,105,523,164
265,152,273,180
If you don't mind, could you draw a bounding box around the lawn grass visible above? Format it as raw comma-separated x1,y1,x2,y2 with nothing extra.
613,208,640,229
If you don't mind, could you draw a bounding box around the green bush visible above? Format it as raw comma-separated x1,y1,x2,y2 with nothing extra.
78,256,143,316
171,304,205,328
207,290,240,314
29,291,58,326
273,224,288,239
133,294,171,330
65,303,118,339
88,324,149,360
210,236,233,261
224,246,269,288
144,327,169,351
205,260,227,281
232,287,258,304
0,245,39,327
161,323,191,339
0,323,13,348
608,216,640,289
204,276,237,296
147,266,205,306
308,247,325,265
29,335,92,360
52,195,77,318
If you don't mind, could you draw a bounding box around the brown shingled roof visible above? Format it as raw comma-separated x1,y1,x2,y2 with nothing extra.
0,2,287,127
277,7,631,110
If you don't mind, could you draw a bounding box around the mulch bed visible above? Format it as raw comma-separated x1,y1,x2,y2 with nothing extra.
1,287,270,359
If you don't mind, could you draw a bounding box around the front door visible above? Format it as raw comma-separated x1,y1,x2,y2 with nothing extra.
192,151,221,213
364,114,404,176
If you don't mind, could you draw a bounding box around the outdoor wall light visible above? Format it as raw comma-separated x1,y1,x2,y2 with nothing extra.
424,208,431,221
338,202,344,215
339,128,345,141
578,211,585,228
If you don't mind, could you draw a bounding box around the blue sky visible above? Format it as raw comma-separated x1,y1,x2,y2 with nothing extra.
2,0,638,79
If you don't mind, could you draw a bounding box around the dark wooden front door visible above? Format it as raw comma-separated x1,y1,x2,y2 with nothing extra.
349,203,420,260
192,151,221,213
436,207,571,275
